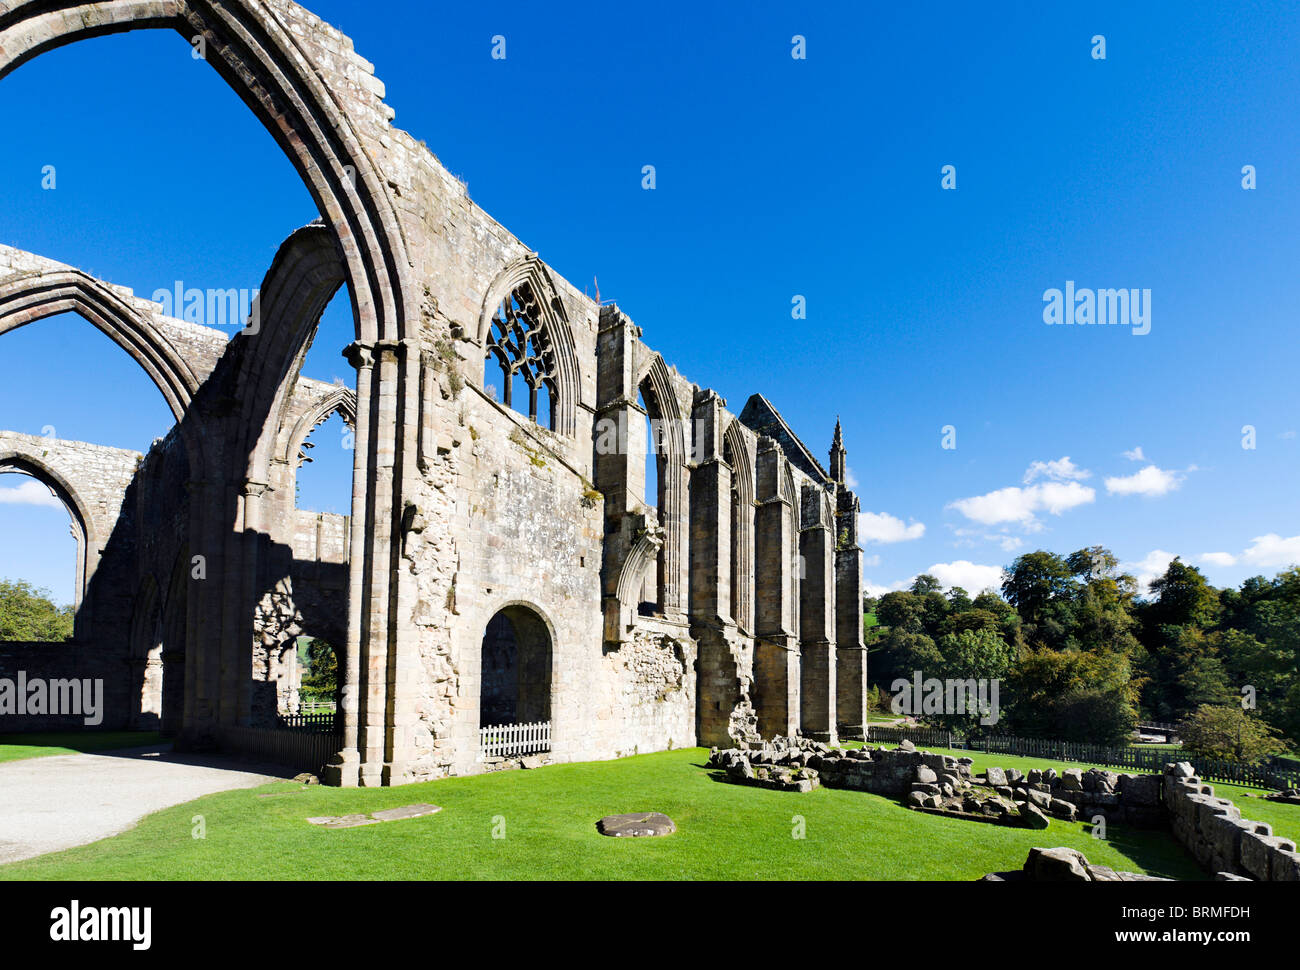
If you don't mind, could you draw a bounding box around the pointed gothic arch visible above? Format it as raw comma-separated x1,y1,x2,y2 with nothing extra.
0,270,201,421
478,255,580,436
0,450,96,637
0,0,411,345
723,420,754,632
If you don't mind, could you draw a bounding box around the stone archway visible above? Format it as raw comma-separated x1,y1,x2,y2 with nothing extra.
0,2,420,785
479,605,553,729
0,450,98,635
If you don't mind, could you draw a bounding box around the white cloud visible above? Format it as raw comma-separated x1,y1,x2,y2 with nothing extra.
1023,456,1090,484
1199,551,1237,568
0,478,63,509
863,580,898,598
862,553,882,568
1122,446,1146,462
923,561,1004,595
844,466,860,490
862,561,1004,598
858,511,925,544
1240,534,1300,569
947,481,1095,526
1121,549,1177,593
1104,465,1183,497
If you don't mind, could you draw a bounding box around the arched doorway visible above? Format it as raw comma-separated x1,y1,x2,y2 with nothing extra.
479,605,553,759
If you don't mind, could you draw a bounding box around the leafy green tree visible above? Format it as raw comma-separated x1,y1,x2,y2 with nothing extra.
910,574,942,595
1146,557,1221,629
946,586,973,612
923,627,1018,734
1178,705,1284,763
1005,648,1138,744
875,590,921,633
1002,551,1078,643
0,579,73,641
871,629,942,691
301,638,340,702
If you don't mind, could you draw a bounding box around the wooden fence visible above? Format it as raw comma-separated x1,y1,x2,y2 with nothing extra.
865,725,1300,791
219,723,342,775
276,711,339,731
479,721,551,759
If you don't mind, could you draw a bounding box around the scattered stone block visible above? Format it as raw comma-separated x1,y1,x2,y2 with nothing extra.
1025,846,1090,882
597,812,676,838
1019,803,1050,829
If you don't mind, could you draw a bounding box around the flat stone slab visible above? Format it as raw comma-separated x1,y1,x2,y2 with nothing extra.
307,803,441,828
307,813,381,829
371,803,441,822
597,812,676,838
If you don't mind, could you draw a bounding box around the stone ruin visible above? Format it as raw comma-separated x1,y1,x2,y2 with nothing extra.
1163,762,1300,881
709,741,1300,881
0,0,870,784
982,846,1171,883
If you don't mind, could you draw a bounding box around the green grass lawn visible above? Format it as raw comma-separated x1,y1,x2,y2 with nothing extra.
0,746,1202,881
874,744,1300,846
0,731,161,764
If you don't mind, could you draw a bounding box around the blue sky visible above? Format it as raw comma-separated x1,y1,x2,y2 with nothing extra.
2,0,1299,604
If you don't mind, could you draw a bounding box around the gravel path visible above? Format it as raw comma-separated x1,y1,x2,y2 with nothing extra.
0,744,292,865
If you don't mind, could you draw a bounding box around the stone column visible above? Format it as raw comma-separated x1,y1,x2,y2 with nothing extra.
753,438,799,738
383,337,422,785
835,487,868,739
323,341,374,786
689,391,746,745
799,485,837,743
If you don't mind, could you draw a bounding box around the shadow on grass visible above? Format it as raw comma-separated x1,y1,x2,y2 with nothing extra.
0,730,162,762
1084,820,1201,880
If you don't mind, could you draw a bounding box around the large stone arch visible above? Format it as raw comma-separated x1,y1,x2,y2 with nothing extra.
633,353,688,617
477,600,557,733
0,270,200,422
477,254,581,436
0,0,411,345
722,420,754,632
279,384,357,496
0,449,98,631
233,221,348,489
0,1,419,777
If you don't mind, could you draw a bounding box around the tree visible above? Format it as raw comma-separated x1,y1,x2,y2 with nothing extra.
875,590,921,633
1005,648,1138,744
1146,557,1221,629
910,574,942,595
0,579,73,641
1002,551,1077,631
1066,545,1120,582
301,638,340,703
1178,705,1283,763
946,586,973,612
924,627,1018,735
871,629,942,690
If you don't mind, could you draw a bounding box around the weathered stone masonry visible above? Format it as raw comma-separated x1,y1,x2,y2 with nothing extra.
0,0,868,785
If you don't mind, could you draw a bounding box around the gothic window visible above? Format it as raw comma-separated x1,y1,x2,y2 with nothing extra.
485,282,558,430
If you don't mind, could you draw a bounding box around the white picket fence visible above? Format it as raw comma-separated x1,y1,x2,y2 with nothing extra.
480,720,551,759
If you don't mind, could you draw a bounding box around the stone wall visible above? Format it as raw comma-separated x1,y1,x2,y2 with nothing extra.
1163,763,1300,881
0,643,131,731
